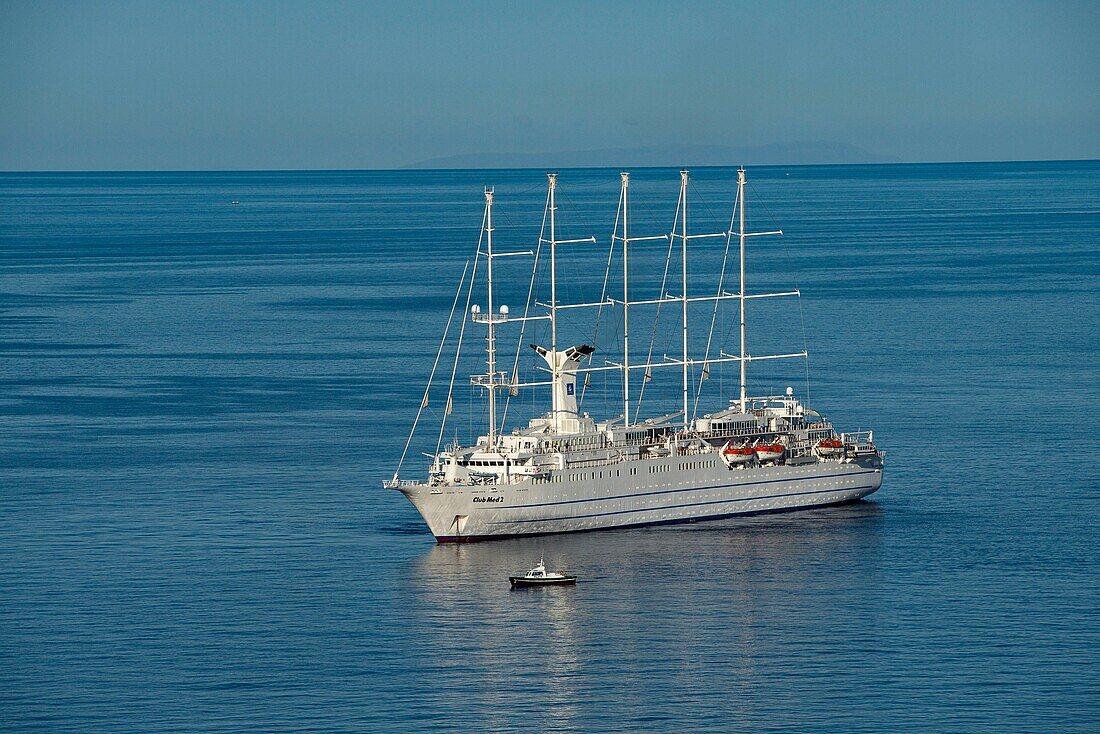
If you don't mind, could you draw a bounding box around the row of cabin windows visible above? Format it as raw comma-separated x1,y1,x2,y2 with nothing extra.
578,436,601,446
534,468,633,484
531,461,717,483
677,460,717,470
462,460,505,467
533,462,750,483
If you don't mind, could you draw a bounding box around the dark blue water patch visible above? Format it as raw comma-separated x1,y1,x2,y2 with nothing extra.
271,293,457,312
2,375,376,416
0,341,127,353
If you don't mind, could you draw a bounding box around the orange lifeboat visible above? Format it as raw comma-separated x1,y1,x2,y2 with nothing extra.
753,443,785,462
720,442,755,466
816,437,844,457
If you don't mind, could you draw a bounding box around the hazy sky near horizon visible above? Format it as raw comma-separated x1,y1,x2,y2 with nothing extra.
1,0,1097,170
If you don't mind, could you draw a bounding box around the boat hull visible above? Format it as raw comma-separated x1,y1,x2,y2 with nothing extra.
509,576,578,586
721,451,755,466
397,454,884,542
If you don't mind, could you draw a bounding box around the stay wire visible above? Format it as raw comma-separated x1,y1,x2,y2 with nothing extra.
392,258,470,481
748,177,812,406
634,182,682,423
499,185,550,434
436,209,485,455
692,183,740,421
579,186,622,407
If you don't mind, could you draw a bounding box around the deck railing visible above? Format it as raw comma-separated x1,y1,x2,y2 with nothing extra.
383,479,423,489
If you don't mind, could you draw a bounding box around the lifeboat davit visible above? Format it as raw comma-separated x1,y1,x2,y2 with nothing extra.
816,437,844,457
720,442,755,467
753,443,785,462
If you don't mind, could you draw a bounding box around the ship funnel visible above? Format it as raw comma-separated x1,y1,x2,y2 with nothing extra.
530,343,594,432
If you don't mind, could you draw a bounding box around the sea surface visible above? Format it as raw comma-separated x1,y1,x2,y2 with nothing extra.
2,162,1098,732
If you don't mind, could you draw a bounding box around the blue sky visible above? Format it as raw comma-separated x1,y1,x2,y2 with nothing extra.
1,0,1097,170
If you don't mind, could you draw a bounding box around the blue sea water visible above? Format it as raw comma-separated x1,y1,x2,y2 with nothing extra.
1,161,1098,732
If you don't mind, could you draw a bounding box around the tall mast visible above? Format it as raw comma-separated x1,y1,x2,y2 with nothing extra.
738,167,747,413
679,170,690,430
531,173,597,431
484,187,497,446
548,173,558,362
620,171,631,427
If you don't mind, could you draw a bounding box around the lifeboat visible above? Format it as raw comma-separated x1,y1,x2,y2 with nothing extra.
720,442,755,467
753,443,785,462
816,437,844,457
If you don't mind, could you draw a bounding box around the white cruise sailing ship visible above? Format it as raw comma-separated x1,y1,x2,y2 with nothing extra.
385,168,884,541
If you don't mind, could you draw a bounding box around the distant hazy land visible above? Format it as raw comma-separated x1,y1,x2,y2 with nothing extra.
405,142,900,169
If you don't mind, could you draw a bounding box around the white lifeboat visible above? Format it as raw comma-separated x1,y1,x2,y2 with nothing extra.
816,437,844,457
720,441,755,467
753,443,785,463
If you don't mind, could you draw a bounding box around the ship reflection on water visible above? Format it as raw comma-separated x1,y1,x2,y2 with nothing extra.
406,501,883,729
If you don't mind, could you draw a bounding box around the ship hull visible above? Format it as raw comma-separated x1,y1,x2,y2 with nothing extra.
398,455,883,542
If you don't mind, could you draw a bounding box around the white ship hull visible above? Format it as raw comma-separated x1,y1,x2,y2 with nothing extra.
399,456,883,542
387,169,886,542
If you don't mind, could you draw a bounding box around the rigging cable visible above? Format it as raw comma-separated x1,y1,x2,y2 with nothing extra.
748,177,811,406
634,185,682,423
391,258,470,482
579,185,622,407
498,185,551,435
692,182,740,421
435,209,485,455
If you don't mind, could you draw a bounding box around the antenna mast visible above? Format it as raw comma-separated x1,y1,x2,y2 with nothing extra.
620,172,631,427
485,187,498,446
548,173,558,362
738,168,747,413
679,170,690,430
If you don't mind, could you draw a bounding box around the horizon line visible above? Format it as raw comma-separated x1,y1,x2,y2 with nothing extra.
1,157,1097,175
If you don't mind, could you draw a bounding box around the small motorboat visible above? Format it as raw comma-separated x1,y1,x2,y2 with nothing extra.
509,557,577,587
231,200,240,205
